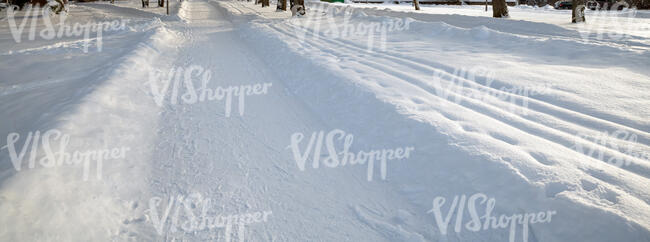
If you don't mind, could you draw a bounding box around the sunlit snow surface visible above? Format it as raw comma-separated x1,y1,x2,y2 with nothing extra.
0,0,648,241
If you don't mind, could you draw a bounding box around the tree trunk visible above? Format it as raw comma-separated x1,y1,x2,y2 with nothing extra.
572,0,586,23
262,0,269,7
290,0,305,15
276,0,287,11
414,0,420,10
492,0,508,17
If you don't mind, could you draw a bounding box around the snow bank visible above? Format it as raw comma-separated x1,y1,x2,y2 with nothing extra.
217,1,650,241
0,12,185,241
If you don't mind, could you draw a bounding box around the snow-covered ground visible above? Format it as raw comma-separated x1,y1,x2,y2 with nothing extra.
0,0,648,241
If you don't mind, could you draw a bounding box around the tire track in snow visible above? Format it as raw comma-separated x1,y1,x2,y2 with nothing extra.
271,18,650,142
264,22,650,186
232,11,650,210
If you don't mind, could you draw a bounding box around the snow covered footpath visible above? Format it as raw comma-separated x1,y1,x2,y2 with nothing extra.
0,0,648,241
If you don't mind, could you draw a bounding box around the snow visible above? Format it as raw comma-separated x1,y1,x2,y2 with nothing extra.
0,0,649,241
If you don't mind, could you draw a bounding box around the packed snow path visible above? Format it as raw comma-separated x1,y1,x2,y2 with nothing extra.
0,0,648,241
1,1,424,241
143,1,403,240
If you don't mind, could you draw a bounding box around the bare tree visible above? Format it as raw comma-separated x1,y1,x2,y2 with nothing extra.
414,0,420,10
572,0,585,22
492,0,508,17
